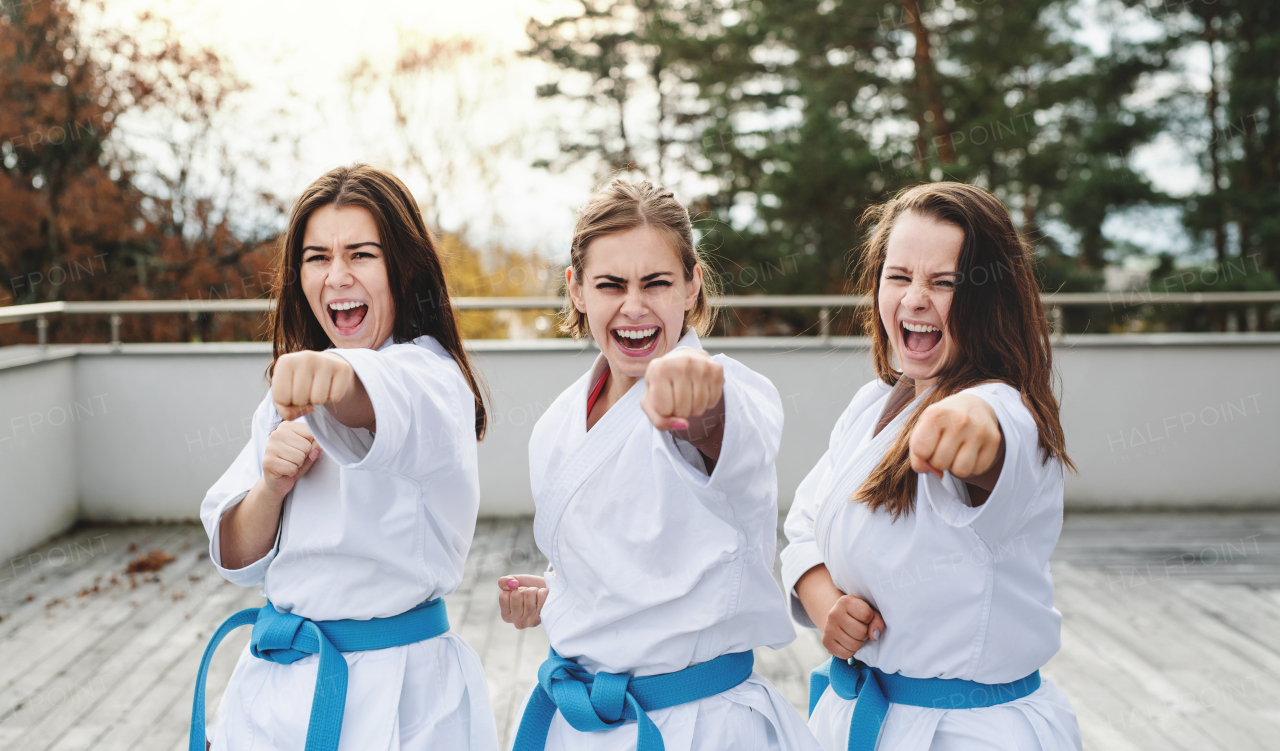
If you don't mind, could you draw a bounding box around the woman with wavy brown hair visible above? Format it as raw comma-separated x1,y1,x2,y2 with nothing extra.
781,182,1081,751
191,164,497,751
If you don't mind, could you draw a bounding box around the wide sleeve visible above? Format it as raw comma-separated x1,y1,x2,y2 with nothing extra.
919,382,1060,545
200,394,280,587
304,339,471,480
654,355,783,505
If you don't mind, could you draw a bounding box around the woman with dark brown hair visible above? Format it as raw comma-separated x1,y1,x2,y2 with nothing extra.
781,183,1082,751
191,165,498,751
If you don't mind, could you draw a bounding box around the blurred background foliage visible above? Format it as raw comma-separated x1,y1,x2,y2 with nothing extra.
2,0,1278,343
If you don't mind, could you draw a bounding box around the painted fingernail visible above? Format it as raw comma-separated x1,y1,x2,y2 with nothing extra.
872,629,881,640
671,418,689,430
507,578,518,589
309,449,320,460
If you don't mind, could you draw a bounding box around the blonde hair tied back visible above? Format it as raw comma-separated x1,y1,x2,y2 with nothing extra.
561,177,718,338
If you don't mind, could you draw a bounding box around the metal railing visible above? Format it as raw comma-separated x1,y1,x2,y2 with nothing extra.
3,291,1280,349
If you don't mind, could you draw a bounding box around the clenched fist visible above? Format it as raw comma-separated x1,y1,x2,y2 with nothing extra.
821,594,887,661
271,350,363,424
499,575,548,629
909,393,1004,480
641,348,724,432
261,421,321,499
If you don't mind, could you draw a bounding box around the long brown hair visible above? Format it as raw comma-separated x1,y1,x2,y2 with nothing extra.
561,177,718,338
268,164,488,439
853,182,1072,518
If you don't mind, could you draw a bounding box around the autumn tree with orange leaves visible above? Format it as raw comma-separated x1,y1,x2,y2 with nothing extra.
0,0,283,345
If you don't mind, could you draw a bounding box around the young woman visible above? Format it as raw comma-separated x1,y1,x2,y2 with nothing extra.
781,182,1081,751
497,178,819,751
192,165,498,751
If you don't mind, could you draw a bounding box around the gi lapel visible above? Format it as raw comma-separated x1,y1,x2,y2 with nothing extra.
533,361,646,572
814,385,932,554
533,330,701,569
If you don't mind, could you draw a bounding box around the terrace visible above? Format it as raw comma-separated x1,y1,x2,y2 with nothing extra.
1,296,1278,750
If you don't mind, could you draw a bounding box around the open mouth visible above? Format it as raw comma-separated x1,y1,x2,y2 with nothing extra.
328,300,368,335
901,321,942,357
611,326,661,357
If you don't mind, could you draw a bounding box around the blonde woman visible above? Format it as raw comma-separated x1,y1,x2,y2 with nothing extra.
498,178,820,751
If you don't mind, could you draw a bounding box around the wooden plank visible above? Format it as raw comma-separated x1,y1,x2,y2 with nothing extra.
0,528,191,726
2,514,1279,751
76,581,261,751
1053,563,1279,750
3,530,230,750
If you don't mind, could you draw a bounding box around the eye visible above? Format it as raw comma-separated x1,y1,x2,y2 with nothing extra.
303,254,327,263
353,251,377,259
935,280,955,289
886,274,910,283
595,281,623,290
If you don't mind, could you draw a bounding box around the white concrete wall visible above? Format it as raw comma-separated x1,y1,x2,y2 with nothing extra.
0,335,1277,554
0,351,80,564
72,344,276,521
1054,337,1279,509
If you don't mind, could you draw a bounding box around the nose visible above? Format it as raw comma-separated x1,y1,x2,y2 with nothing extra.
902,279,931,312
619,284,648,320
326,253,354,289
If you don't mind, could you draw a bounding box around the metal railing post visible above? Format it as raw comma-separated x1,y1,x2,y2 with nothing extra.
819,306,831,341
37,315,48,350
110,314,122,351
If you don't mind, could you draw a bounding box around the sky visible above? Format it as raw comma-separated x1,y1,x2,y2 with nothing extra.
104,0,595,257
101,0,1211,263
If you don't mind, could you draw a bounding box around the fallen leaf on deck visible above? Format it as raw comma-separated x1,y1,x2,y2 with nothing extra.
126,549,175,574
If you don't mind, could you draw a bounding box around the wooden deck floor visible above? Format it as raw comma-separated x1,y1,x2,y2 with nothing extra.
0,513,1277,750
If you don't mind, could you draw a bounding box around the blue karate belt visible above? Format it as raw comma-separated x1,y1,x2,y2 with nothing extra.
189,597,450,751
512,648,755,751
810,656,1041,751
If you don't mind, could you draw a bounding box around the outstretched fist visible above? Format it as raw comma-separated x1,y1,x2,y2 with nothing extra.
271,351,356,421
909,393,1004,480
641,348,724,432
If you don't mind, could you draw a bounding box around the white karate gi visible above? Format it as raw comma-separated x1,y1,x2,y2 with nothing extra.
781,379,1081,751
515,331,820,751
199,335,498,751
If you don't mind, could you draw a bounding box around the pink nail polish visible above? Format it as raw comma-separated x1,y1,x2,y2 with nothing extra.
671,418,689,430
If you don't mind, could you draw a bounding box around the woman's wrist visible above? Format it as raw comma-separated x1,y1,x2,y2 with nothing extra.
251,474,289,507
796,564,842,631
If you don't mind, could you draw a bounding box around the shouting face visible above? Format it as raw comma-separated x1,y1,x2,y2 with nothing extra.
878,210,964,389
300,203,396,350
568,224,701,381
